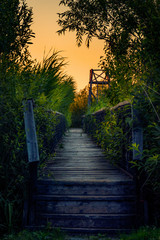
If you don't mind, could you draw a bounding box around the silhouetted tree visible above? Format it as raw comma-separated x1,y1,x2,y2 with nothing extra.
58,0,160,59
0,0,35,63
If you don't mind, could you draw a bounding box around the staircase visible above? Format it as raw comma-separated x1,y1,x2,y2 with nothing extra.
33,128,137,234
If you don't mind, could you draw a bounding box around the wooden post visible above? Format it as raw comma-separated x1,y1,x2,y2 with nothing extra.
132,108,143,161
132,106,149,225
97,80,99,103
23,99,39,226
88,69,93,107
23,99,39,163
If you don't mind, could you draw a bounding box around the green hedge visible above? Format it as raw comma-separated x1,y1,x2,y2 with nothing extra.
0,103,66,235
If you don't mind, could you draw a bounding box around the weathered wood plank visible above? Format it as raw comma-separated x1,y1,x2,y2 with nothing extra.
36,213,136,229
34,128,137,233
36,180,135,196
42,128,132,182
36,196,136,214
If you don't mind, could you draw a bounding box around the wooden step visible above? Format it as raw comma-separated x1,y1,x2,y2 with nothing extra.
36,213,136,229
27,128,137,234
35,195,136,214
37,180,136,196
25,226,133,235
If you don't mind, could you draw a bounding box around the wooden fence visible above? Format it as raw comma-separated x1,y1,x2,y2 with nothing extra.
83,101,143,178
23,100,66,226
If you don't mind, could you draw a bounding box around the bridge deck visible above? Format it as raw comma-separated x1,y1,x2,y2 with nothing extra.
41,128,132,182
35,128,136,233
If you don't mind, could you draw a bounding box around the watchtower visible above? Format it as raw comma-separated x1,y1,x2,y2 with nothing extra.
88,69,110,106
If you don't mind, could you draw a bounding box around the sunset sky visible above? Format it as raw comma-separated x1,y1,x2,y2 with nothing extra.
26,0,105,91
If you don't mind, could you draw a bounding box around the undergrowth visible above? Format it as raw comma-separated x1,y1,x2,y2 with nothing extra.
1,227,160,240
1,228,64,240
119,226,160,240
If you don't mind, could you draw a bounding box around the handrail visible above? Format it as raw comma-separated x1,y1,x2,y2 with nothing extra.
23,100,66,226
83,101,143,177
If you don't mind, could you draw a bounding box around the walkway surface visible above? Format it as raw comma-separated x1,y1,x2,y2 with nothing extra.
35,128,137,235
43,128,131,182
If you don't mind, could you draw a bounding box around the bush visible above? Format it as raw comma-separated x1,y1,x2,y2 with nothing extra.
2,228,65,240
83,102,132,172
119,226,160,240
0,51,75,235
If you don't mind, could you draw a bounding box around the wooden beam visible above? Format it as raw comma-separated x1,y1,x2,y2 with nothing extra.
23,99,39,225
90,81,109,85
23,99,39,163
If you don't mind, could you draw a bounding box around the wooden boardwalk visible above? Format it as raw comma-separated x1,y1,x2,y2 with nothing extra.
41,128,132,182
34,128,137,234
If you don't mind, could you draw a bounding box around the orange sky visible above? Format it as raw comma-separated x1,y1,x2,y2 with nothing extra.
26,0,105,92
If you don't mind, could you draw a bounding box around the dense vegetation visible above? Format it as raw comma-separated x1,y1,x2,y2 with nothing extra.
1,0,160,238
69,86,88,127
59,0,160,226
1,227,160,240
0,0,75,235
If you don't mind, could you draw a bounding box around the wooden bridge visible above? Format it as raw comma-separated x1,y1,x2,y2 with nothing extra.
28,128,137,234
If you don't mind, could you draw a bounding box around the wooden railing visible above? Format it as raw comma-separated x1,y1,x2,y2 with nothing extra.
23,99,66,226
83,101,143,178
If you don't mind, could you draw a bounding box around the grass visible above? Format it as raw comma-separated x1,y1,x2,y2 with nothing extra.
119,226,160,240
1,227,160,240
1,228,65,240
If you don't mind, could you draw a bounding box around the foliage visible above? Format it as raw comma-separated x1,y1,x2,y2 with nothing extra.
69,86,88,126
0,1,75,234
131,125,160,193
70,84,113,125
86,94,112,114
31,51,75,126
15,50,75,115
119,226,160,240
58,0,160,103
58,0,160,227
58,0,160,57
88,227,160,239
34,107,66,164
131,89,160,186
84,85,160,223
2,228,65,240
2,227,160,240
129,89,160,224
0,5,75,232
0,101,28,234
58,0,137,49
0,0,35,64
58,0,160,100
84,103,132,169
0,49,75,233
0,0,34,234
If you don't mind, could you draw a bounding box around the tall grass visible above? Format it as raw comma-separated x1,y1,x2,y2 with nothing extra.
0,51,75,235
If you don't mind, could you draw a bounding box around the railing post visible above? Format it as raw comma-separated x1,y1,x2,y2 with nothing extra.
88,69,93,107
131,106,150,225
132,107,143,163
23,99,39,226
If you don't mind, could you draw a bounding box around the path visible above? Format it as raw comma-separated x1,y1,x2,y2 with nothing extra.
34,128,137,235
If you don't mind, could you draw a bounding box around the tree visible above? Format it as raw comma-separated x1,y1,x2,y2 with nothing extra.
0,2,34,233
69,87,88,126
58,0,160,93
58,0,160,50
58,1,160,225
58,0,160,63
0,0,35,63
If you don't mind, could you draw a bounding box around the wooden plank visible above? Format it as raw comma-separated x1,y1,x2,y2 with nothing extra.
23,99,39,162
36,213,136,229
40,128,133,183
35,128,137,232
